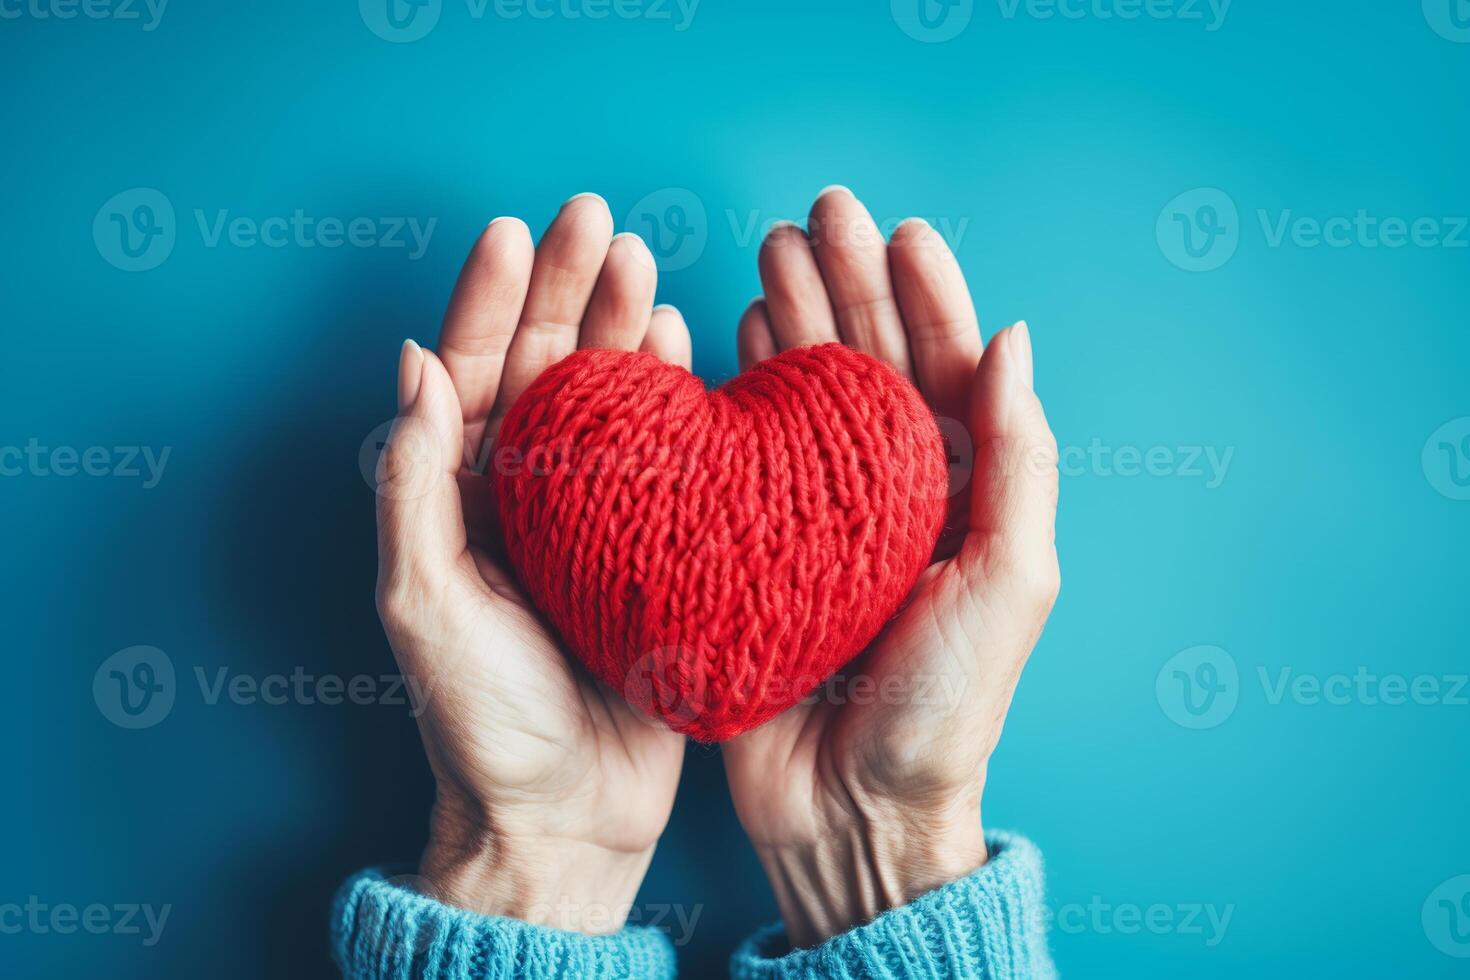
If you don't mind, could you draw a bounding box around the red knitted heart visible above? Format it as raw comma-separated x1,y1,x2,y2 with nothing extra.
493,343,948,741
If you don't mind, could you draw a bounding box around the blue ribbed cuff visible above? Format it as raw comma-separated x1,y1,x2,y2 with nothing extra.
730,832,1056,980
332,867,678,980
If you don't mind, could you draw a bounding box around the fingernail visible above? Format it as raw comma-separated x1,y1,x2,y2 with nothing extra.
762,220,803,247
398,338,425,411
1010,321,1034,391
893,216,934,245
816,184,853,200
611,230,651,251
563,191,606,210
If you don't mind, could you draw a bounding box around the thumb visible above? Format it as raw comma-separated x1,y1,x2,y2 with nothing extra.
375,340,469,608
960,322,1061,613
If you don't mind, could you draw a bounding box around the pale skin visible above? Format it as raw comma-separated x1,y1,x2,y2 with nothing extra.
374,188,1060,944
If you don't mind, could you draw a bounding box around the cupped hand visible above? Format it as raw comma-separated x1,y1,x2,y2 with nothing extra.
721,188,1062,947
373,194,690,933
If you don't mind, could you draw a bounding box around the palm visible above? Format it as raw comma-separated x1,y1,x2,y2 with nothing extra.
431,478,685,853
377,198,694,878
721,188,1059,859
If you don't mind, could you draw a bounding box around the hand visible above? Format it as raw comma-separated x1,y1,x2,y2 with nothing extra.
721,188,1061,947
374,194,691,934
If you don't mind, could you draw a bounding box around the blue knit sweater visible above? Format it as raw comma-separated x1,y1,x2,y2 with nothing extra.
333,833,1054,979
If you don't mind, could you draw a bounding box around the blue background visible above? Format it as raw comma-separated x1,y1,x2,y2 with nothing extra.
3,0,1468,976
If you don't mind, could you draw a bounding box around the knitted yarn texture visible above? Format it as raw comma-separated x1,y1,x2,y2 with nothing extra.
493,343,948,741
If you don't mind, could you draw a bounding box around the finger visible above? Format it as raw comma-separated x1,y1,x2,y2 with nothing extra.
579,232,658,351
736,298,776,370
888,218,983,425
807,187,913,378
487,193,614,437
960,322,1060,612
757,222,839,350
642,304,693,369
376,341,470,604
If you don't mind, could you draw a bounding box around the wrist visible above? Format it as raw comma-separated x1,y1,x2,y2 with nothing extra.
418,795,655,935
754,801,987,948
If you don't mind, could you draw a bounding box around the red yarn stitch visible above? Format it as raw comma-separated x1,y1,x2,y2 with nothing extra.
493,343,949,742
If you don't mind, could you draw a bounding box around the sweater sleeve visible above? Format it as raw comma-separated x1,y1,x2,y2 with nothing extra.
728,832,1056,980
331,867,678,980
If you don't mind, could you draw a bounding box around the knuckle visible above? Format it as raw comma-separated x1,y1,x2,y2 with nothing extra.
1021,549,1062,613
375,566,437,633
983,541,1061,614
